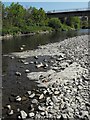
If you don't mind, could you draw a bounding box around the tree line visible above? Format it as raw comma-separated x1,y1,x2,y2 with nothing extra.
1,2,88,36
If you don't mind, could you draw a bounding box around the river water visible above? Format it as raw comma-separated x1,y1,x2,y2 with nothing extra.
2,29,89,54
2,29,89,119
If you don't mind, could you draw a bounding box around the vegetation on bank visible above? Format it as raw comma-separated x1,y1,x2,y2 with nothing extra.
1,2,88,36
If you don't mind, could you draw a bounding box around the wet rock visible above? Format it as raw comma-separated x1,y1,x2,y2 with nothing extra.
22,45,26,47
27,91,31,95
30,61,34,64
11,56,14,59
6,105,11,110
24,62,29,65
16,96,22,102
8,110,14,115
25,69,30,73
36,62,44,68
34,56,38,59
15,72,21,76
22,96,27,101
29,112,35,117
20,47,24,50
20,110,27,119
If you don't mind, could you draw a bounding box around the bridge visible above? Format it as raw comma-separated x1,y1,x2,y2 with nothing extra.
46,8,90,18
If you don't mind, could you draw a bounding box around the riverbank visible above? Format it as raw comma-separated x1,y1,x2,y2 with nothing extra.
2,35,89,119
0,30,52,40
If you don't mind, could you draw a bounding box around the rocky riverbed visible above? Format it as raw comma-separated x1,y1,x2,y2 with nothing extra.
2,35,90,119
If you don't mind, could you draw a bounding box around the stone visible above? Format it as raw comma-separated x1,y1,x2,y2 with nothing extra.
29,93,35,98
24,62,29,65
20,47,24,50
20,110,27,119
8,110,14,115
40,112,45,116
22,96,27,101
34,56,38,59
16,96,22,102
39,94,44,100
29,112,35,117
25,69,30,73
22,45,26,47
43,90,47,94
31,99,38,104
6,105,11,110
30,61,34,64
38,106,45,111
52,96,59,103
27,91,31,95
15,72,21,76
54,91,59,95
36,63,44,68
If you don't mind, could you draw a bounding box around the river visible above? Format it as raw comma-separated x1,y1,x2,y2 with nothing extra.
2,29,89,119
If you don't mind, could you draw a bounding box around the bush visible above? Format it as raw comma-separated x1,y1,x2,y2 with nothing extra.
48,18,62,31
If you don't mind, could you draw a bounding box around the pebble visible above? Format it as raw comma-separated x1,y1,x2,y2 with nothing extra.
27,91,31,95
29,112,35,117
32,99,38,104
16,96,22,102
8,110,14,115
24,62,29,65
20,110,27,119
25,69,30,73
15,72,21,76
29,93,35,98
39,94,44,100
6,105,11,110
54,91,59,95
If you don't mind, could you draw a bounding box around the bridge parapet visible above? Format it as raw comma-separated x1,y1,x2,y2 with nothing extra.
46,8,90,13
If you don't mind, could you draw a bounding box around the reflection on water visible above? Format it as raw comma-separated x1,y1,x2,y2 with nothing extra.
2,29,89,54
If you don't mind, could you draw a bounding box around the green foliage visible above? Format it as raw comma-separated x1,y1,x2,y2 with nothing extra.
68,16,81,29
2,2,86,36
48,18,62,31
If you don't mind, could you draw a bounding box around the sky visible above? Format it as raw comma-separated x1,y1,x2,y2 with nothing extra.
3,2,89,11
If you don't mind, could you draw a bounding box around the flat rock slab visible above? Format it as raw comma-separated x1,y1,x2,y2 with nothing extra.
27,62,87,87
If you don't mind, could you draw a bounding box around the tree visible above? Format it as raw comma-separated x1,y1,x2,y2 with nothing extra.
67,16,81,29
48,18,62,31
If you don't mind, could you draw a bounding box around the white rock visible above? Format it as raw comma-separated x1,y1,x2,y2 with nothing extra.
36,63,44,68
38,106,45,111
16,96,22,102
29,112,35,117
43,90,47,94
32,99,38,104
6,105,11,110
24,62,29,65
54,91,59,95
27,91,31,95
25,69,30,73
15,72,21,76
39,94,44,99
29,93,35,98
8,110,14,115
20,110,27,119
30,61,34,64
40,112,45,116
20,47,24,50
